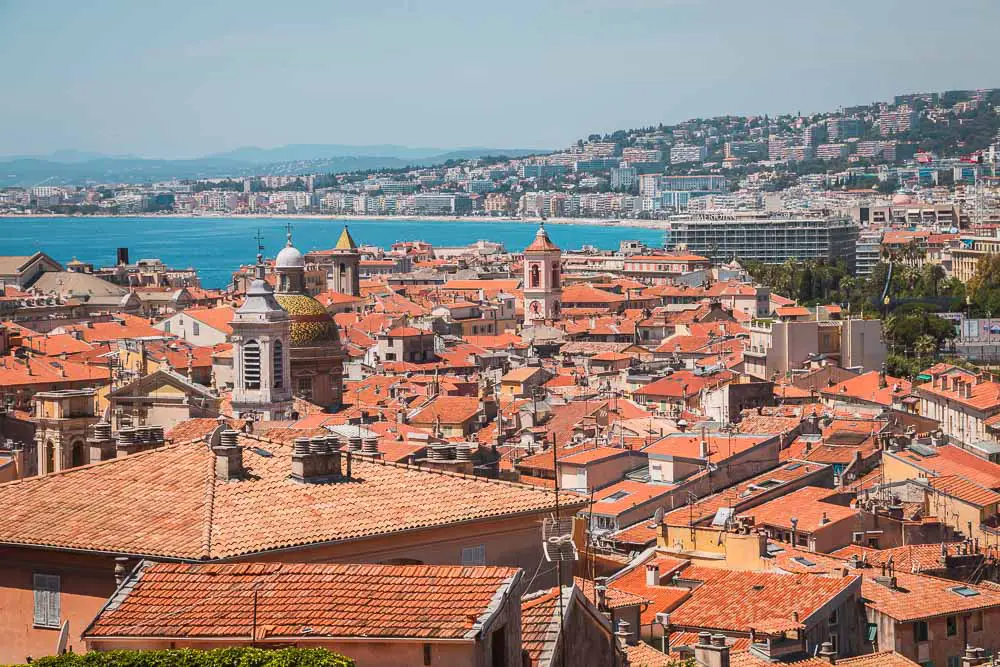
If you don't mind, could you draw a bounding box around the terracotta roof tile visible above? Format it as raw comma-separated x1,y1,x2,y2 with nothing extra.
86,561,519,640
0,433,583,559
736,486,858,533
668,566,858,633
929,475,1000,508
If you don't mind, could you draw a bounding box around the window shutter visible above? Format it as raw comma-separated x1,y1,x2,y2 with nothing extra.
33,574,60,628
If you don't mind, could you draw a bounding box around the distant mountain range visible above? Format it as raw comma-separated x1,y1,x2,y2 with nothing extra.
0,144,544,187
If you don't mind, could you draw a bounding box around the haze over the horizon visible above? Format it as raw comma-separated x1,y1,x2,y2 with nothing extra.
1,0,997,160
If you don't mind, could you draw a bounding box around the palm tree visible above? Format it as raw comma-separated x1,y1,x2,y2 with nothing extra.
915,334,937,363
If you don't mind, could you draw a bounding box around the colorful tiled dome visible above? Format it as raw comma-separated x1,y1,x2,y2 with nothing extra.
273,293,340,346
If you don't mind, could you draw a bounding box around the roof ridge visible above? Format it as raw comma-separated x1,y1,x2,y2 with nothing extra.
200,452,217,560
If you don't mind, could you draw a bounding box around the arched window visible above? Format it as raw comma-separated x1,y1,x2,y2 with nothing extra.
243,340,261,389
44,441,55,475
273,341,284,388
339,262,346,277
529,264,540,288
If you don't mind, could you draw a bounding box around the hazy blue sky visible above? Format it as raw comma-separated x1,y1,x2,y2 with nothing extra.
1,0,998,158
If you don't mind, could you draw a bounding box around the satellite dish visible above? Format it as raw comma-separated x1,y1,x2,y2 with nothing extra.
56,620,69,654
652,507,665,526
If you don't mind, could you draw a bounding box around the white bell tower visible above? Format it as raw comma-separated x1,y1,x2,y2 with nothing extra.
522,223,562,326
230,244,293,420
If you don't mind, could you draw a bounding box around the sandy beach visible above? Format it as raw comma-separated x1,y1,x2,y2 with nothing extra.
0,211,671,230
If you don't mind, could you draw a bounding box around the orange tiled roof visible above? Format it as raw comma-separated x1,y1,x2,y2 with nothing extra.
861,569,1000,622
410,395,482,426
889,444,1000,490
85,561,520,640
929,475,1000,508
609,554,691,625
521,587,560,666
736,486,857,533
0,432,582,560
624,642,675,666
58,313,166,342
828,543,965,573
821,371,911,407
668,565,858,633
837,653,921,667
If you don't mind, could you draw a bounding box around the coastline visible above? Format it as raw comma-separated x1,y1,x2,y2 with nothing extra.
0,212,670,230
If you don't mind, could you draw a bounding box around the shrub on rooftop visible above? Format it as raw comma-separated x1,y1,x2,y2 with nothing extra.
13,648,353,667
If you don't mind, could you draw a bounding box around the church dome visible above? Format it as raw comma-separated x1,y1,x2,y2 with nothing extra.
275,244,304,269
273,293,340,346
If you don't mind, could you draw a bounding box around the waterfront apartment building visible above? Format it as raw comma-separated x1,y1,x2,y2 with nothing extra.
665,211,860,269
610,167,637,191
638,174,726,198
669,144,707,164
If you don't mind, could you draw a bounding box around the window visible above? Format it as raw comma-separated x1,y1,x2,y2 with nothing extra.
461,544,486,566
273,341,284,389
828,611,839,627
972,610,983,632
192,322,200,336
946,615,957,636
529,264,540,288
33,573,60,628
948,657,962,667
914,620,928,642
242,340,261,389
829,632,838,653
297,376,313,401
852,531,865,544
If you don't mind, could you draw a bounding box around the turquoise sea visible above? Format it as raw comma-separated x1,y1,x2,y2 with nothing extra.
2,216,664,288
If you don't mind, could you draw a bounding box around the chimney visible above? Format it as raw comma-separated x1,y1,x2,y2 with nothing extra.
362,435,379,456
818,641,837,664
212,429,243,481
962,645,988,667
115,427,138,456
614,619,633,648
88,421,116,463
113,556,131,587
646,562,660,587
290,435,343,483
694,632,731,667
878,363,887,390
820,511,830,525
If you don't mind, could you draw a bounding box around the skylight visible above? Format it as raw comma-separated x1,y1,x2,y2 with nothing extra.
785,463,802,471
793,556,816,567
602,490,630,502
951,586,980,598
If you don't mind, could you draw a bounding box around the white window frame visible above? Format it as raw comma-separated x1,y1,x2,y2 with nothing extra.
461,544,486,566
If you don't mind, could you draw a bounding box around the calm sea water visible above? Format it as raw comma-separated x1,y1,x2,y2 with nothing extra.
2,216,664,288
